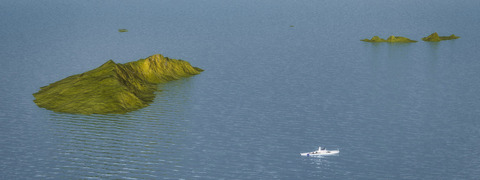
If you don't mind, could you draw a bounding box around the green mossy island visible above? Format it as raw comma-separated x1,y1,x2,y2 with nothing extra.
118,29,128,32
33,54,203,115
361,35,417,43
422,32,460,41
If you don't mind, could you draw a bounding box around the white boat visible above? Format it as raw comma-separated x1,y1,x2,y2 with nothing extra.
300,146,339,157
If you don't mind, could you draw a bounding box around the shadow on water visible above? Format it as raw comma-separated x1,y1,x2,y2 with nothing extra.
43,77,198,179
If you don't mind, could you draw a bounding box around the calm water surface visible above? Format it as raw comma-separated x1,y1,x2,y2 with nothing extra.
1,0,480,179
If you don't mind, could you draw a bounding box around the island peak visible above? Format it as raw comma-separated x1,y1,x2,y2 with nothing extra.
33,54,203,114
361,35,417,43
422,32,460,41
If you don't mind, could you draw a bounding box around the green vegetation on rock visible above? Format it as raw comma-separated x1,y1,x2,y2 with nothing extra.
422,32,460,41
118,29,128,32
361,35,417,43
33,54,203,115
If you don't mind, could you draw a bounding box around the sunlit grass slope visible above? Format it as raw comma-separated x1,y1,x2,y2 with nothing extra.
361,35,417,43
33,54,203,114
422,32,460,41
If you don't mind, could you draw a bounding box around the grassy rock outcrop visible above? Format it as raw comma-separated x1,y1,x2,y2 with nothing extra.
33,54,203,114
361,35,417,43
422,32,460,41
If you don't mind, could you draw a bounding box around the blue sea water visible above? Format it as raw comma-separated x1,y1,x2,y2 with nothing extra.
1,0,480,179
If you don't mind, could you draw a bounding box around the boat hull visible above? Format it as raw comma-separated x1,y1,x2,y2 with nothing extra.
300,150,339,157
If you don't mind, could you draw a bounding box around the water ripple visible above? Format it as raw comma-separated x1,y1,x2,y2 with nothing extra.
27,80,194,179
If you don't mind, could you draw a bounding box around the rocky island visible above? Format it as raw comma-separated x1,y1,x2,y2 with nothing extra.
33,54,203,114
422,32,460,41
361,35,417,43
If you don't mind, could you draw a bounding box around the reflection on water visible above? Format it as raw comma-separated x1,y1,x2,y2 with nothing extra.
303,155,339,166
364,42,419,84
386,42,414,60
426,41,440,61
299,155,343,179
41,78,196,179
